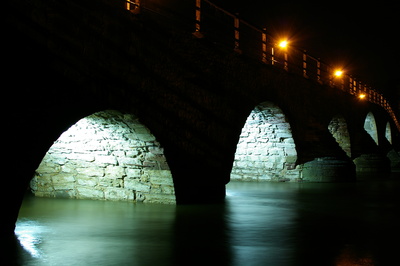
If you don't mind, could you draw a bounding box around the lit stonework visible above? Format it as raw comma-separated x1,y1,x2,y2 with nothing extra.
30,110,176,204
230,102,300,181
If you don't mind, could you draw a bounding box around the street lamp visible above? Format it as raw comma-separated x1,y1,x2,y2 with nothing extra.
279,40,288,49
277,39,289,70
359,93,366,100
334,70,343,77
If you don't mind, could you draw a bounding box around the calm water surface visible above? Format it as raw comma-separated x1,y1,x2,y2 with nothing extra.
5,174,400,265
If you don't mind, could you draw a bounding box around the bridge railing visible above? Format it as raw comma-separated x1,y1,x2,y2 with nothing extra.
123,0,400,132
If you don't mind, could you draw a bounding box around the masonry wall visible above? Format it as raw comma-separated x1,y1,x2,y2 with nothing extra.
230,102,301,181
328,115,351,158
30,110,176,204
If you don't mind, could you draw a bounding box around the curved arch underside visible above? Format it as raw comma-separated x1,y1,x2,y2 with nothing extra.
230,101,300,182
364,112,379,145
328,115,351,158
30,110,176,204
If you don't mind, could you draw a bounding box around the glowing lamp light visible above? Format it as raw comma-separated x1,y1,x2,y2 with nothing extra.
279,40,288,48
359,93,366,99
334,70,343,77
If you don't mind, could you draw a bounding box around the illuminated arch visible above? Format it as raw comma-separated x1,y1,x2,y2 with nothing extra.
230,101,300,181
30,110,176,204
385,122,392,144
364,112,378,145
328,115,351,157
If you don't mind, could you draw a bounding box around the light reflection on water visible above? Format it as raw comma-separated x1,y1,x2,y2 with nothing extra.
15,220,44,259
9,174,400,265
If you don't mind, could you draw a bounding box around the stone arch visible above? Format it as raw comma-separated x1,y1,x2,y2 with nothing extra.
328,115,351,157
30,110,176,204
230,101,300,181
364,112,378,145
385,122,392,144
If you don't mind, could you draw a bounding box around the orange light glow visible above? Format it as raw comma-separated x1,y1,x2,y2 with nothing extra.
334,70,343,77
359,93,366,99
279,40,288,48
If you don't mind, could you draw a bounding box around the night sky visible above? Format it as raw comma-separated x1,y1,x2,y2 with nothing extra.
213,1,400,106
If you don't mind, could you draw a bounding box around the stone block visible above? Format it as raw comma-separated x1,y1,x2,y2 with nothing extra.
133,127,150,134
105,165,126,178
36,161,61,174
46,154,67,165
126,150,140,157
230,173,243,180
95,155,118,165
52,173,75,183
149,147,164,155
53,182,75,190
104,188,134,201
32,175,52,188
76,167,105,177
118,157,142,167
77,187,104,199
55,190,76,198
124,178,151,192
124,133,137,140
143,193,176,204
125,168,141,178
76,176,98,186
66,153,95,162
99,176,123,187
34,191,55,198
161,185,175,195
143,161,158,169
136,134,156,142
147,170,174,186
61,164,77,173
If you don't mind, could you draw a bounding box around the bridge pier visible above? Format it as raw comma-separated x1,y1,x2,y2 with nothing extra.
168,155,228,204
301,157,356,182
353,153,391,174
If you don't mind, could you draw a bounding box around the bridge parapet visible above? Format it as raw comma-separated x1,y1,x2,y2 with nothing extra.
126,0,400,132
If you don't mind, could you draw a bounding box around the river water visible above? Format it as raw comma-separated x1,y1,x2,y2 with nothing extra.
5,173,400,265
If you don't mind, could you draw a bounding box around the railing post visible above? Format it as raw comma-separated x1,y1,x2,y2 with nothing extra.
234,14,241,53
271,47,275,65
262,28,268,64
126,0,141,14
317,59,321,83
303,50,307,78
283,50,288,71
193,0,204,38
353,78,358,95
349,76,353,94
328,66,333,86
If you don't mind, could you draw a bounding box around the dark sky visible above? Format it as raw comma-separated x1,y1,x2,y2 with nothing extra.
212,1,400,102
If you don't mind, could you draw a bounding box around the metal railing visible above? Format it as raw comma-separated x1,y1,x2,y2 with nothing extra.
125,0,400,132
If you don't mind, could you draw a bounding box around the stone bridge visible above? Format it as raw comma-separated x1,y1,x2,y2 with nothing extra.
2,0,399,234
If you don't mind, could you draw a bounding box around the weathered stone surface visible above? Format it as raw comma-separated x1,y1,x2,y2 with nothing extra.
104,188,134,201
302,157,356,182
105,165,126,179
230,102,300,181
76,176,98,186
52,173,75,183
143,193,176,204
125,168,142,178
76,167,105,177
95,155,118,165
77,187,105,199
148,170,174,185
31,110,176,204
353,153,390,173
124,178,151,192
36,162,61,174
